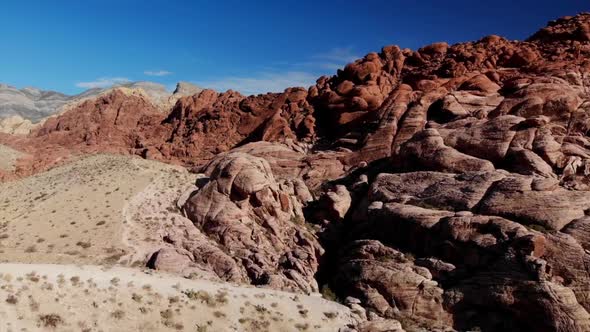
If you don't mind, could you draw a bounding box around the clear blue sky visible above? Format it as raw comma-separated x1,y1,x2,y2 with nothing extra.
1,0,588,95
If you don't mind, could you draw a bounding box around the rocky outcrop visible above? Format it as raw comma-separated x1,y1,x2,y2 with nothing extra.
161,87,316,165
337,168,590,331
0,115,35,134
173,82,202,96
332,240,452,329
0,81,200,124
180,152,322,293
35,90,166,155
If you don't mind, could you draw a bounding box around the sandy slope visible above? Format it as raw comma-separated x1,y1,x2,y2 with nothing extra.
0,263,355,332
0,144,24,171
0,154,197,266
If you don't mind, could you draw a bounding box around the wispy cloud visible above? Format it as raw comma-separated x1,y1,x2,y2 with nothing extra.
194,47,361,96
197,71,318,96
144,70,173,77
312,47,359,63
75,77,130,89
307,47,360,70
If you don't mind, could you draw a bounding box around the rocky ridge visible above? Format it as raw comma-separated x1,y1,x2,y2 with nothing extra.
0,81,202,134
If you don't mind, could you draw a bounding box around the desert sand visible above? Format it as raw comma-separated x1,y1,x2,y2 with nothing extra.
0,154,196,266
0,144,24,172
0,263,355,331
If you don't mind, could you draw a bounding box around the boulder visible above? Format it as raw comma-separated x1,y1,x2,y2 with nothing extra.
183,152,323,292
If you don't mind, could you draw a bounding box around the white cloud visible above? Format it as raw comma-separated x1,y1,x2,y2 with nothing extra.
191,47,361,96
308,47,360,70
75,77,130,89
312,47,359,63
144,70,173,77
197,71,318,96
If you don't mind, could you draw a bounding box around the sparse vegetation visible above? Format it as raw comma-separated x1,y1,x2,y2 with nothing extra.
39,314,64,328
111,309,125,319
298,309,309,318
132,293,143,302
213,311,226,318
324,311,338,319
295,322,310,331
529,224,550,233
320,284,339,302
160,309,174,319
25,245,37,253
5,294,18,304
182,289,220,307
76,241,92,249
255,304,267,313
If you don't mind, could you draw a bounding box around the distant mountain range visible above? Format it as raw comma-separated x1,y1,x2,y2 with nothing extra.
0,81,202,123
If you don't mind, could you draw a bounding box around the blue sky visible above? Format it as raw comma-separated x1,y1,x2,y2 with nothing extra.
1,1,588,95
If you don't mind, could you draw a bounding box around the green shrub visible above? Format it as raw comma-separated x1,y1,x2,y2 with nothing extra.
320,284,340,303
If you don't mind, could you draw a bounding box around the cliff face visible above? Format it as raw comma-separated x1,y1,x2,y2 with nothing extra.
3,13,590,331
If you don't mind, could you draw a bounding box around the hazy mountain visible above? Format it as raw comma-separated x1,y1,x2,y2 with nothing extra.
0,81,203,123
0,84,71,122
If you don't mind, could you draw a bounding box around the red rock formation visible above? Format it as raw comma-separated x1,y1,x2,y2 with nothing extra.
181,152,322,293
3,12,590,331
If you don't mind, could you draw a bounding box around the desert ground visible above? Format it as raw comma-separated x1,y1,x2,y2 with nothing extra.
0,144,24,172
0,263,354,332
0,154,198,266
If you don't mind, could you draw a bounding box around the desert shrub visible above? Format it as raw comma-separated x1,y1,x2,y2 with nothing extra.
131,293,142,302
290,215,305,225
529,224,550,233
324,311,338,319
39,314,64,328
183,289,218,307
76,241,92,249
320,284,340,303
213,311,226,318
5,295,18,304
160,309,173,319
111,310,125,319
25,245,37,253
295,323,310,331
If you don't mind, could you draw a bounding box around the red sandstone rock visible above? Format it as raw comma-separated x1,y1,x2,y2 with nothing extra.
2,12,590,332
183,152,322,293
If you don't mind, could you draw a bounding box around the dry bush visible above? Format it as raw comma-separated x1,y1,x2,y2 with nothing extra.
5,294,18,304
39,314,64,328
111,310,125,319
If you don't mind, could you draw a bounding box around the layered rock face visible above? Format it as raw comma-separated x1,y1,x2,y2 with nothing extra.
3,12,590,332
337,171,590,331
159,87,316,165
150,152,322,293
312,13,590,332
